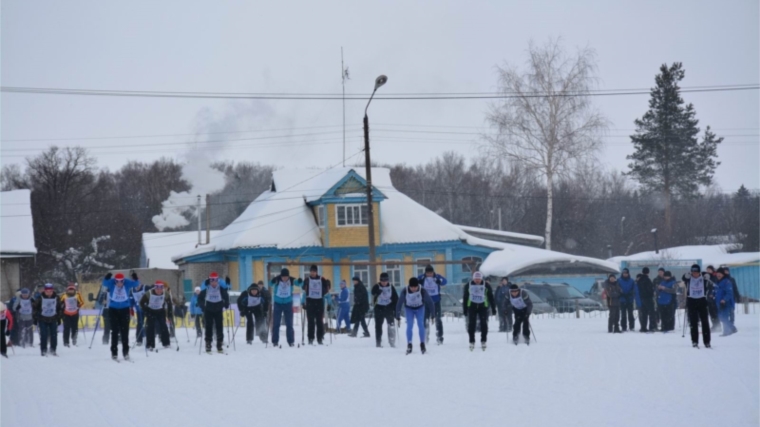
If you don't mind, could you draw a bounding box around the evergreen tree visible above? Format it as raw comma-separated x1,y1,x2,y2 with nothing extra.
626,62,722,242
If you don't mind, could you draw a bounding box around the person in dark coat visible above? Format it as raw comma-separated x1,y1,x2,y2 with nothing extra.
506,284,534,344
198,276,230,353
494,277,511,333
371,272,399,348
33,283,63,356
704,266,720,331
714,268,736,336
656,271,677,332
462,271,496,350
652,267,665,330
603,274,622,333
302,265,331,345
635,268,656,332
348,277,370,338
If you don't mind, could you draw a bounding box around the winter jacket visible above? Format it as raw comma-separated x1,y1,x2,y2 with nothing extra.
11,296,34,321
416,273,448,303
494,285,510,312
198,284,230,313
684,275,712,299
33,292,63,324
396,287,435,318
335,288,350,309
270,276,302,305
352,281,369,313
371,283,399,313
656,279,676,306
60,292,84,316
618,276,636,305
726,275,741,303
130,284,148,311
302,275,331,304
603,280,623,307
1,310,14,335
462,281,496,315
139,289,174,316
505,288,533,314
102,277,140,310
200,278,230,291
715,277,735,309
189,294,203,316
634,275,655,307
237,287,269,315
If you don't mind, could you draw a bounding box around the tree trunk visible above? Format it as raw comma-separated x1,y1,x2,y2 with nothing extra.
545,171,554,250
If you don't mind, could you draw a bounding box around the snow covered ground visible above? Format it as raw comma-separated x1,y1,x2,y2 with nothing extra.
2,311,758,427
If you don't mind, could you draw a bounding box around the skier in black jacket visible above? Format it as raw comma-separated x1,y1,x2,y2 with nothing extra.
237,283,269,344
462,271,496,351
198,278,230,353
302,265,331,345
348,277,370,338
506,284,534,345
636,268,656,332
371,272,398,348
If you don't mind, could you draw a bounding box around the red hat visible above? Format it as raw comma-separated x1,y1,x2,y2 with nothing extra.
209,272,219,279
114,273,125,280
154,281,165,288
66,285,76,291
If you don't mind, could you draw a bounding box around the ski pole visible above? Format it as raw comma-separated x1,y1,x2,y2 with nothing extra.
88,305,105,350
529,320,537,343
182,312,190,343
265,307,273,349
682,308,688,338
198,314,204,355
79,315,88,343
231,312,242,344
169,316,180,352
227,309,236,351
301,307,305,346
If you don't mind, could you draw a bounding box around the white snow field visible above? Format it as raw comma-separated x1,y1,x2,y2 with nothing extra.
2,311,758,427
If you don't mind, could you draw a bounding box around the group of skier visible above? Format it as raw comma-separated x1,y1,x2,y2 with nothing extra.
603,264,739,348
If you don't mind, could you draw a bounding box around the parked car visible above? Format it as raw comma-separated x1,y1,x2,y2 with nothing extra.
521,288,557,315
522,282,603,313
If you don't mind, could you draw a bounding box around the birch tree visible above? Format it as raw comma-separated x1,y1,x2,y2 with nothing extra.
484,38,607,250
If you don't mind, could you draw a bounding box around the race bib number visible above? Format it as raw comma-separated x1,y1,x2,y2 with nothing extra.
276,282,292,299
247,296,261,307
65,297,79,312
470,285,485,304
19,299,33,315
423,277,439,296
206,285,222,303
41,298,57,317
132,289,146,302
308,278,323,299
111,286,129,303
690,279,705,299
148,294,165,310
510,294,527,309
406,291,423,308
377,286,392,305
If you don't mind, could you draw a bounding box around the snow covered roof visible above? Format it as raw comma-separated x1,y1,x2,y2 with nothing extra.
143,231,221,269
480,244,620,277
608,244,760,267
456,225,544,247
0,190,37,257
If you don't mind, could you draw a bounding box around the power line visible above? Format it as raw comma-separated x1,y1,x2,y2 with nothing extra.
2,84,757,100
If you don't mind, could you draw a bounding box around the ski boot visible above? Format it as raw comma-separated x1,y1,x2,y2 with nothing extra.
41,350,47,357
525,337,530,346
362,332,371,338
437,337,443,345
163,345,171,349
692,342,699,349
309,340,314,345
111,354,118,361
317,340,324,346
348,331,357,338
247,340,252,345
420,343,426,354
288,343,295,347
72,336,77,346
481,342,487,351
50,350,58,356
376,341,382,348
469,343,475,351
123,354,131,361
512,336,519,346
406,343,413,355
205,343,212,354
705,343,712,349
136,341,143,347
64,343,70,348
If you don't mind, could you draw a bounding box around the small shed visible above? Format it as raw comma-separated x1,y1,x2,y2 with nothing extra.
1,190,37,300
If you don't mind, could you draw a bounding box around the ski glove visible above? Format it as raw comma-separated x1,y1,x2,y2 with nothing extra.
131,272,139,281
105,273,113,281
395,317,401,323
435,278,442,285
226,276,231,284
224,302,230,309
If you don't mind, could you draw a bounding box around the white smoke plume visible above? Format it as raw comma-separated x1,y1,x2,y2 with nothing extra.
152,101,273,231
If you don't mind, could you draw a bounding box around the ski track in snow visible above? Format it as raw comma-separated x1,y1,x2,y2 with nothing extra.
2,314,758,427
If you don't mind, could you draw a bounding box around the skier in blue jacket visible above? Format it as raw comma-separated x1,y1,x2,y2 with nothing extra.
396,277,435,355
417,264,448,345
617,268,636,331
655,271,677,332
334,280,351,333
102,271,140,361
270,268,302,347
189,287,204,338
714,268,735,336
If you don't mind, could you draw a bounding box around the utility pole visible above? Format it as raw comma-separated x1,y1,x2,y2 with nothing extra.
363,75,388,285
498,207,502,231
341,47,348,167
196,195,201,245
205,194,211,244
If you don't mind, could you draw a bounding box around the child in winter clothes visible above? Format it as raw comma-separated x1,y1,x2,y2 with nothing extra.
60,285,84,347
334,280,351,333
604,274,622,333
33,283,63,356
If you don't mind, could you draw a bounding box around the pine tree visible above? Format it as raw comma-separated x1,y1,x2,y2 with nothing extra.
626,62,722,242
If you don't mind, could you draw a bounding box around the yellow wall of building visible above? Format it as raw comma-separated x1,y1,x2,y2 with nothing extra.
253,260,264,284
403,255,415,284
227,261,240,290
326,202,381,248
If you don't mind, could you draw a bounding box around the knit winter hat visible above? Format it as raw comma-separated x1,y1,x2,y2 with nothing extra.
44,283,54,290
658,267,665,272
154,281,165,288
424,265,434,273
20,288,30,295
249,284,259,292
608,273,616,279
472,271,483,280
209,272,219,279
280,268,290,277
194,287,201,293
310,265,318,272
509,284,519,290
114,273,125,280
66,285,76,291
408,277,419,287
622,268,630,275
716,267,726,275
379,272,389,281
664,271,673,278
352,276,360,282
706,265,715,272
642,267,650,275
690,264,701,273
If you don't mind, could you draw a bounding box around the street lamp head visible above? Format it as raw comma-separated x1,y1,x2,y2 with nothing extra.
374,75,388,91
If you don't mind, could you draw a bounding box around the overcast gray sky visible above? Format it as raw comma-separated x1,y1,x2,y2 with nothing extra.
2,0,758,191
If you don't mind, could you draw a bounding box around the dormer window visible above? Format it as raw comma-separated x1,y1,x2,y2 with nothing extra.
336,204,369,227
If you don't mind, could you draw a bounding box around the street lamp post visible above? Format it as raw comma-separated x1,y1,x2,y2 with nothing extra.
651,228,659,254
363,75,387,285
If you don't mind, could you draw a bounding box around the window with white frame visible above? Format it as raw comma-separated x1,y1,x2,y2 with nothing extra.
353,264,370,285
384,261,402,288
336,204,369,227
316,205,325,228
461,257,482,273
416,258,432,277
